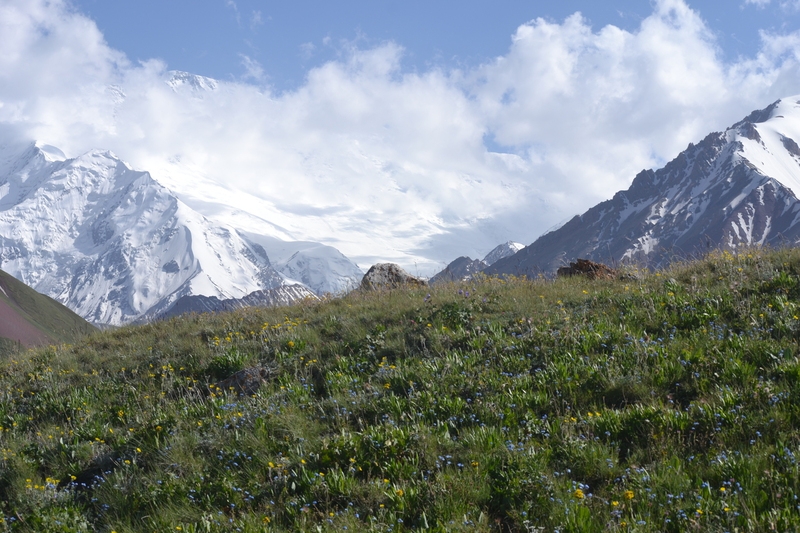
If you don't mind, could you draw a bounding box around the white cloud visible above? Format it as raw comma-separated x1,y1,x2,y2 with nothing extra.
300,42,316,60
2,0,800,272
225,0,240,25
469,1,735,199
745,0,800,10
250,10,263,31
239,54,265,82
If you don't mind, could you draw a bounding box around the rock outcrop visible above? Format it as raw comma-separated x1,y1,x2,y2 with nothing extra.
360,263,427,290
556,259,617,280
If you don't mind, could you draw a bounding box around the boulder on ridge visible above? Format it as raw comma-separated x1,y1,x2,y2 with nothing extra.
360,263,427,290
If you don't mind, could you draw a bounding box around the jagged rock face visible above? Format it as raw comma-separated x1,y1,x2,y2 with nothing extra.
486,98,800,276
430,256,487,284
360,263,427,290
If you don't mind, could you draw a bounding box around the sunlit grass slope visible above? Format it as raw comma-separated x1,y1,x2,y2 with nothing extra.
3,248,800,531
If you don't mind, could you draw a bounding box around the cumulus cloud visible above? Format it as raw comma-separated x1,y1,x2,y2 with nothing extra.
2,0,800,271
468,1,754,199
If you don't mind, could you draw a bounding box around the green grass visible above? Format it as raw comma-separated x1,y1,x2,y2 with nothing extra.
2,247,800,531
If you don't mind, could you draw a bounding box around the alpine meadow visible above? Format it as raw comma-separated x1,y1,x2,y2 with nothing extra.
6,1,800,531
3,247,800,531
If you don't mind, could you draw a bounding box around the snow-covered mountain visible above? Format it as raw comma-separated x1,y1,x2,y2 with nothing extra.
236,233,363,296
486,98,800,276
275,246,363,295
0,143,358,325
428,241,523,284
482,242,524,266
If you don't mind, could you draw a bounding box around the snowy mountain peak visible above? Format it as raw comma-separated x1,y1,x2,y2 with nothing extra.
482,241,525,266
276,245,363,295
0,144,287,325
33,142,66,162
0,142,364,324
166,71,219,93
730,98,800,199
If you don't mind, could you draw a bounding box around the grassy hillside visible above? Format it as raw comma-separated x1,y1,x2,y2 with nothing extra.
2,248,800,531
0,270,96,353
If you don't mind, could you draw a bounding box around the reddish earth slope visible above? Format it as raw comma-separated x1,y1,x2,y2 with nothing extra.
0,270,96,350
0,289,50,346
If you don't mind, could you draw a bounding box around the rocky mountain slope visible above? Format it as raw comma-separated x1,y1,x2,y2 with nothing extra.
429,257,487,284
486,98,800,276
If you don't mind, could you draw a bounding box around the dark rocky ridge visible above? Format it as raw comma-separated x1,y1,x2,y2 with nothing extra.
142,285,318,322
429,256,487,284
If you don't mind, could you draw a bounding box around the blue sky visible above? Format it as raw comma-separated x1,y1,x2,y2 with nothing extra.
72,1,799,91
3,0,800,269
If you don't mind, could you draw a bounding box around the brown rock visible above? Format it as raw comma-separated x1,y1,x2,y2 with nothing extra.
360,263,427,290
556,259,617,280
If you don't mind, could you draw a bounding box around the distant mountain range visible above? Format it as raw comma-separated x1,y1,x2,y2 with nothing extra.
485,97,800,276
429,241,523,283
0,143,362,325
6,95,800,325
0,268,94,353
143,284,318,323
